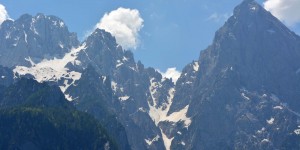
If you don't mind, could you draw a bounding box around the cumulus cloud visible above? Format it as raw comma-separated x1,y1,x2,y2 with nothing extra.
96,7,144,50
264,0,300,26
159,67,181,84
0,3,9,24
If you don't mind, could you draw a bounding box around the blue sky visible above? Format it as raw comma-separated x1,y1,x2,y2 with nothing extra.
1,0,299,72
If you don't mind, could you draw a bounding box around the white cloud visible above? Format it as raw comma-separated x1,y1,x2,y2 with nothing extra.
207,12,231,23
264,0,300,26
0,3,9,24
96,7,144,50
159,67,181,84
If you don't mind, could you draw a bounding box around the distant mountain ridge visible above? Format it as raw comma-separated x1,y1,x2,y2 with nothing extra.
2,0,300,149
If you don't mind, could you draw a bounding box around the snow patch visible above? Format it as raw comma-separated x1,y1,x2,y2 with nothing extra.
294,129,300,135
116,63,123,68
5,32,10,39
145,135,160,146
13,44,87,100
111,81,117,92
119,95,129,101
251,6,257,11
261,139,270,143
122,56,128,62
148,84,191,127
138,107,147,113
30,20,39,35
193,61,199,72
257,127,266,134
101,76,107,84
59,80,72,93
64,94,78,101
25,57,35,66
273,106,283,110
120,87,124,92
185,81,192,84
181,141,186,146
104,142,110,150
128,66,136,71
24,31,28,43
59,21,64,27
149,78,162,108
164,105,192,128
59,42,64,49
241,93,250,100
161,129,174,150
147,84,191,150
267,117,275,125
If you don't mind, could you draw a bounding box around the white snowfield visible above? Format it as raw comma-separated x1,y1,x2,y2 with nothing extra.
13,44,87,100
147,78,191,150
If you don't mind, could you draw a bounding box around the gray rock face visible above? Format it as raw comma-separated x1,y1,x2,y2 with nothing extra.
0,14,79,67
170,0,300,149
66,65,131,150
6,0,300,149
168,61,199,115
67,29,168,150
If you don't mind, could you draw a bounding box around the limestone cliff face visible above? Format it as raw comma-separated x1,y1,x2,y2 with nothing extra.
0,14,79,67
170,0,300,149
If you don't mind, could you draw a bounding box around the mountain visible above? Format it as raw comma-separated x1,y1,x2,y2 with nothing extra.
0,14,79,67
67,65,131,149
0,78,116,150
4,0,300,149
66,29,168,150
12,25,171,149
168,0,300,149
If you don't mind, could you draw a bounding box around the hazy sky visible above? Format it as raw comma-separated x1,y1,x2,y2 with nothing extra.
1,0,299,73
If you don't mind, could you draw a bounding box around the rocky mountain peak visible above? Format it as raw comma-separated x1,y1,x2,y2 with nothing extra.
222,0,297,40
88,28,116,41
168,1,300,149
0,13,79,67
201,0,300,76
233,0,260,15
79,28,136,76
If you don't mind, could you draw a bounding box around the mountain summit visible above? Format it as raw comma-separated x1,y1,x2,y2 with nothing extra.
0,14,79,67
169,0,300,149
